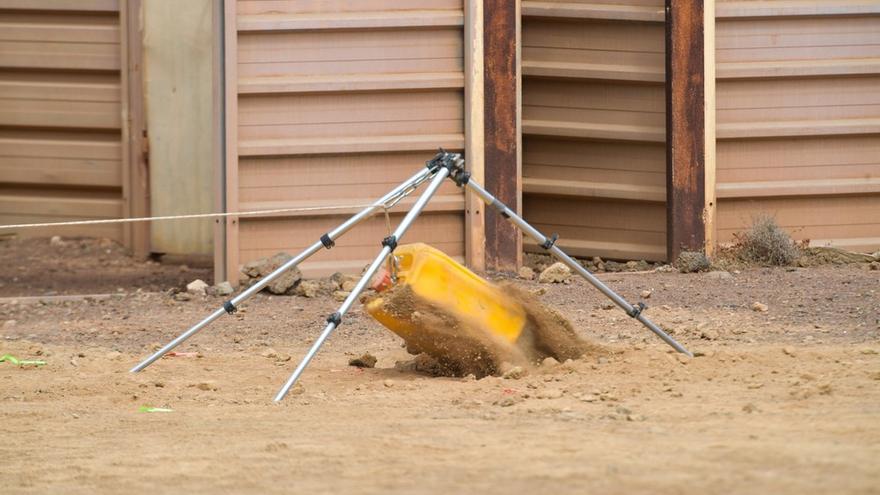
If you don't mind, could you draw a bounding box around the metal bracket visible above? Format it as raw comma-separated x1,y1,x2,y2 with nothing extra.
541,233,559,250
320,233,335,249
627,302,647,318
382,235,398,251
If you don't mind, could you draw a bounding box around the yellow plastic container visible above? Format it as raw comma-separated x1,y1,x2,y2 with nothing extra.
365,243,526,343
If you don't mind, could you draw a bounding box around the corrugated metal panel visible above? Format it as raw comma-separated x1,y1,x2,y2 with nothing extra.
0,0,125,240
521,0,668,262
227,0,467,277
715,2,880,253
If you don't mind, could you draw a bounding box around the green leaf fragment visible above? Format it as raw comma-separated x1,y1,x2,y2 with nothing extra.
0,354,46,366
138,406,174,413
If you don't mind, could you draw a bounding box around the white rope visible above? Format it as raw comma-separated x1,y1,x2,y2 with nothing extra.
0,203,379,231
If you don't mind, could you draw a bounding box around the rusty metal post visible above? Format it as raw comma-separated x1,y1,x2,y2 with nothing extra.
665,0,707,261
483,0,521,272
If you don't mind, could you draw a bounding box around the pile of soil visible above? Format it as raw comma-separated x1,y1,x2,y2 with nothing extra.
365,283,604,377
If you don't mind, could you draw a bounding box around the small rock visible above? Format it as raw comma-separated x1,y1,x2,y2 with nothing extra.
782,346,796,357
332,290,351,302
677,354,690,364
105,351,122,361
541,357,559,367
869,261,879,271
700,328,720,340
50,235,65,247
502,366,526,380
674,251,710,273
383,379,395,388
261,348,278,359
496,397,519,407
186,279,209,296
329,272,346,290
173,292,192,302
627,414,646,422
295,280,322,298
580,394,598,403
742,403,758,414
214,281,234,296
861,348,878,355
536,388,564,399
538,262,571,284
340,277,359,292
195,381,217,391
640,290,652,299
517,266,535,280
349,353,377,368
751,302,769,312
2,320,16,330
289,384,305,396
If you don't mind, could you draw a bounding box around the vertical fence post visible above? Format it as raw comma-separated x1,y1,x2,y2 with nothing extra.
465,0,486,272
121,0,150,259
483,0,521,272
665,0,710,261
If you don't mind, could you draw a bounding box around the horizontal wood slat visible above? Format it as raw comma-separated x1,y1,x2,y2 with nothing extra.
717,1,880,19
523,177,665,202
522,1,664,22
237,10,464,32
0,0,118,12
239,72,464,94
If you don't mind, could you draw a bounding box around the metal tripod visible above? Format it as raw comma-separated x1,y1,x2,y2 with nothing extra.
130,165,439,373
132,150,692,402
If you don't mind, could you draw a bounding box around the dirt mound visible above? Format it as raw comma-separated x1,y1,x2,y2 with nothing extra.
499,283,606,361
366,283,603,377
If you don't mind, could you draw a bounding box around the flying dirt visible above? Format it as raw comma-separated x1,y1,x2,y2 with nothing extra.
363,243,604,376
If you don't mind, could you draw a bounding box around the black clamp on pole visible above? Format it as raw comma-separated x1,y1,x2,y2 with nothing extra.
320,233,335,249
452,169,471,187
541,233,559,250
223,301,237,314
326,312,342,326
627,302,647,318
425,148,449,172
490,198,510,219
382,235,398,252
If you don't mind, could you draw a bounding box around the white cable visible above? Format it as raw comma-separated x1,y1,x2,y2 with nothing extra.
0,203,379,231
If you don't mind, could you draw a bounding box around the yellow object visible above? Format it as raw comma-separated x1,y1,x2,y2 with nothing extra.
365,243,526,343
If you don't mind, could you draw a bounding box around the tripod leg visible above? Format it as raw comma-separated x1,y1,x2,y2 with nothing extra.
274,166,452,402
464,179,693,357
130,167,435,373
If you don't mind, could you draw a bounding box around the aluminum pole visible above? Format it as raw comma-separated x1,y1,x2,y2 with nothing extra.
274,166,452,401
464,180,692,357
130,167,435,373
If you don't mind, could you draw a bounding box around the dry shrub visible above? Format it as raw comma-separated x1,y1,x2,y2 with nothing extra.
736,214,799,266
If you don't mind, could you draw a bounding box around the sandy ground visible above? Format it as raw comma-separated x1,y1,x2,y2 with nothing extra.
1,239,878,494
